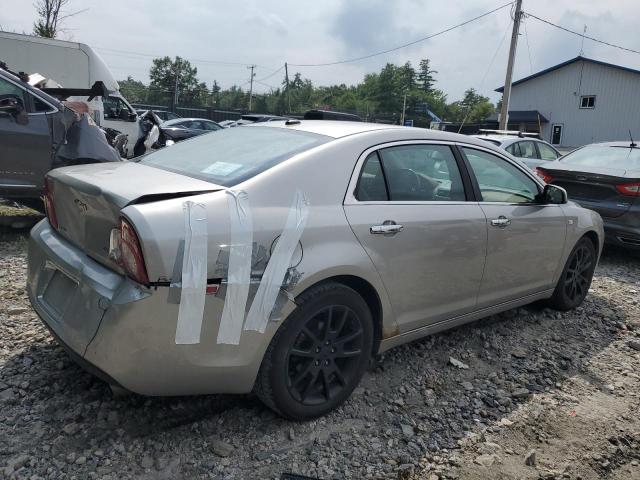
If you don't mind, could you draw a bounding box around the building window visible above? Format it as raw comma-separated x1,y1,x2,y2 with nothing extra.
580,95,596,109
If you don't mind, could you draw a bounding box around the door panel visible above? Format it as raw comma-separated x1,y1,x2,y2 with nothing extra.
344,203,487,332
477,204,566,306
0,78,53,197
345,143,487,333
461,146,567,306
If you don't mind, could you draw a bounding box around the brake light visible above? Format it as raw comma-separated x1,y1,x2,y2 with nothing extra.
118,217,149,285
535,168,553,184
42,177,59,229
616,182,640,197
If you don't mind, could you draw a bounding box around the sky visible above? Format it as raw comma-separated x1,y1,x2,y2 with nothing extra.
2,0,640,102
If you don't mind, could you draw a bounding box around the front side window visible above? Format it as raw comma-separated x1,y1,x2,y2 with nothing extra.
580,95,596,109
377,144,466,201
141,126,330,187
462,147,539,203
537,142,559,160
102,96,133,119
30,93,55,113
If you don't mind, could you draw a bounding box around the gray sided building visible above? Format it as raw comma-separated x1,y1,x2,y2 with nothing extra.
494,56,640,148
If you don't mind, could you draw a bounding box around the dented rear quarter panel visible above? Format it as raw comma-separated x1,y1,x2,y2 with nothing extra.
122,130,402,352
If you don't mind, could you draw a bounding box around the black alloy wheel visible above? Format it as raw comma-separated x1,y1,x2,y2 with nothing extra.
548,237,597,311
285,305,364,406
563,242,594,303
255,283,373,420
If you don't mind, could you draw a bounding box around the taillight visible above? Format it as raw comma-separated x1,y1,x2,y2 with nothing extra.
535,168,553,184
616,182,640,197
42,177,59,229
118,217,149,285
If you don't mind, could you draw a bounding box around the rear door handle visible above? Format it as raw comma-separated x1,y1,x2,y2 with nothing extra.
370,222,404,235
490,216,511,228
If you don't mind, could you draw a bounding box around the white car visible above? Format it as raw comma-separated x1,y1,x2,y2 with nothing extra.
472,132,561,170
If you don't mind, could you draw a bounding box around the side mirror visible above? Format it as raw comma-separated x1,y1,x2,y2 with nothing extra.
538,184,567,205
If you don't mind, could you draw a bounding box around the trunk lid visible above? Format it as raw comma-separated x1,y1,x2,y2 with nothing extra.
540,163,639,218
47,162,221,271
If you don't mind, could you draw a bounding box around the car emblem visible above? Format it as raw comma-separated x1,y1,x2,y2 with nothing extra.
74,198,88,213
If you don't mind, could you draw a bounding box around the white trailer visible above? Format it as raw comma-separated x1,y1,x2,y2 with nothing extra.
0,31,139,156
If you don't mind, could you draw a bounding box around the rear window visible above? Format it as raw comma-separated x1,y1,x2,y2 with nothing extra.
140,126,330,186
561,145,640,170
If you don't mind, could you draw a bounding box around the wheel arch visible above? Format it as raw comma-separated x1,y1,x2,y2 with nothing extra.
294,274,387,355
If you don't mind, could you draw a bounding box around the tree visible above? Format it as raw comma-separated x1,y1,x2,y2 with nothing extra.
211,80,221,106
33,0,87,38
118,76,148,104
417,59,438,93
446,88,495,123
148,56,202,106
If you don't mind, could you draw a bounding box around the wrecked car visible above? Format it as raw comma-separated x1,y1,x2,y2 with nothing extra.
27,121,603,419
0,66,121,211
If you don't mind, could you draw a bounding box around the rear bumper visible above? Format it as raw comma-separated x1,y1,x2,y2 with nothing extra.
602,211,640,250
27,220,283,396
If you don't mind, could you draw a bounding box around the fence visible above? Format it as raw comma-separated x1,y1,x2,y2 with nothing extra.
131,104,242,123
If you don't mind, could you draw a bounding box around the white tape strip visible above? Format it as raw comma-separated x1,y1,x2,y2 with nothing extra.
175,201,208,344
244,190,309,333
217,190,253,345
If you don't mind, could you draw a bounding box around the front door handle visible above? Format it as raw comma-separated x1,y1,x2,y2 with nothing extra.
370,221,404,235
490,216,511,228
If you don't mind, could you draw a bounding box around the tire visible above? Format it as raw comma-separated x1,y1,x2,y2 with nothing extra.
254,282,374,420
547,237,597,311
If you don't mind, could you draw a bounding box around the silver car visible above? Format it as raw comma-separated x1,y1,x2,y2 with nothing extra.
27,121,603,419
472,133,562,170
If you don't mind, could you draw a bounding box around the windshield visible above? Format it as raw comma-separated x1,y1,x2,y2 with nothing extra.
561,145,640,170
140,126,331,186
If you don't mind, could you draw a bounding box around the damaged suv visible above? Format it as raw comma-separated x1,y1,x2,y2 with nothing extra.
0,66,120,210
27,121,604,420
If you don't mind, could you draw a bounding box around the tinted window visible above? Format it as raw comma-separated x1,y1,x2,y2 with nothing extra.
102,96,132,119
505,143,520,156
463,148,539,203
537,142,559,160
202,121,221,131
355,152,388,201
141,126,330,186
561,145,640,170
518,141,538,159
378,145,465,201
0,77,26,108
31,94,54,112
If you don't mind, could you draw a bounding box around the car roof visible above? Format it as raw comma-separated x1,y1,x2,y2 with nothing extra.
256,120,509,149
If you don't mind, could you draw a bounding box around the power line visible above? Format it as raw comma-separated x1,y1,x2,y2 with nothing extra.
95,46,279,70
524,12,640,55
289,1,514,67
254,65,284,83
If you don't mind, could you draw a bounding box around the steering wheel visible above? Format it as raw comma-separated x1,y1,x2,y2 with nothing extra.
395,168,423,193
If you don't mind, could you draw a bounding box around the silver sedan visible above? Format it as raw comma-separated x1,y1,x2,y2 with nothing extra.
27,121,603,419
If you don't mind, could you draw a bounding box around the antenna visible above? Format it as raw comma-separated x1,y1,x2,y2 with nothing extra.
630,130,637,148
579,25,587,56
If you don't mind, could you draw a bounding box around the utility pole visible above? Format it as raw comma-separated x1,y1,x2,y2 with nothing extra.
284,62,291,114
247,65,256,112
401,92,407,125
498,0,523,130
172,63,180,113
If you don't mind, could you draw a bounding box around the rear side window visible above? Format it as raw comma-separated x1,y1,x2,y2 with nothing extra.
517,141,538,159
355,144,466,202
141,126,330,186
537,142,559,160
505,143,521,156
355,153,388,201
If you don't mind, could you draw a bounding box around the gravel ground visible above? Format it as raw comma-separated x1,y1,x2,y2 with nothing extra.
1,228,639,480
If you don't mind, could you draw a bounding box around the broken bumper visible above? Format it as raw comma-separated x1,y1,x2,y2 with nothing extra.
27,220,282,396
